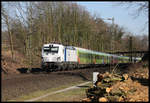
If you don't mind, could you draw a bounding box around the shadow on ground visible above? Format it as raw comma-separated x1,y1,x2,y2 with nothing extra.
57,72,90,81
17,68,43,74
77,85,90,88
131,76,149,86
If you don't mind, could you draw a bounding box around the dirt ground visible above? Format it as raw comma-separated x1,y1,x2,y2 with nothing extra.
1,67,110,101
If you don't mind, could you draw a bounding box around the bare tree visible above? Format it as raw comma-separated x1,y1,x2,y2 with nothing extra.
115,2,148,32
2,4,14,61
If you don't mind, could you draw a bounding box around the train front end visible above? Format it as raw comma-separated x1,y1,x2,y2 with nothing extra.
41,43,64,71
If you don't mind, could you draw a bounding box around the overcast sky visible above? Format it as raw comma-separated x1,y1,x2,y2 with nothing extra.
77,1,148,36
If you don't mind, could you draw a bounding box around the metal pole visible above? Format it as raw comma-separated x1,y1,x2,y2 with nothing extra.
112,17,114,54
101,17,115,68
112,17,114,68
129,36,132,62
102,17,114,53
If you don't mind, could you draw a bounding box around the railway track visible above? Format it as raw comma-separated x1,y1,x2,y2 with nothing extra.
16,63,130,74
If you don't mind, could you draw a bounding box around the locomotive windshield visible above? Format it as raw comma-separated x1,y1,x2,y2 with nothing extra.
43,46,59,53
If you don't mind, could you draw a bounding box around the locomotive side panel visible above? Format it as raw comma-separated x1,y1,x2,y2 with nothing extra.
65,47,78,62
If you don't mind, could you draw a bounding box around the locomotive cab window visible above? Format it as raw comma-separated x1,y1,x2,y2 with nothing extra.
43,46,59,53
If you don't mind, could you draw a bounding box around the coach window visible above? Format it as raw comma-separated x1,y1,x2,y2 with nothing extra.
100,55,102,60
84,53,86,58
84,53,87,58
102,56,104,62
79,52,83,58
96,55,99,59
96,55,98,59
104,56,106,62
99,55,101,59
107,56,109,63
86,53,89,58
83,53,85,58
103,56,105,62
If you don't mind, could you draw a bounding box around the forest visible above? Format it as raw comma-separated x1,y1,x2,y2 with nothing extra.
2,2,148,67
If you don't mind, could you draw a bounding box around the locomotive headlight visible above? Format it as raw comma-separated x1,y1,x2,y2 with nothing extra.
57,57,61,62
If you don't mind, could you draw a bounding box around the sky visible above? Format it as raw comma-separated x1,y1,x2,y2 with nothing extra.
76,2,148,36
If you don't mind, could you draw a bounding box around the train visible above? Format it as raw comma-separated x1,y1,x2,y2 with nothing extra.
41,43,141,71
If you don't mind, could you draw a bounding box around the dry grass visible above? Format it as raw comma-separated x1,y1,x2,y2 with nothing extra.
1,50,29,74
